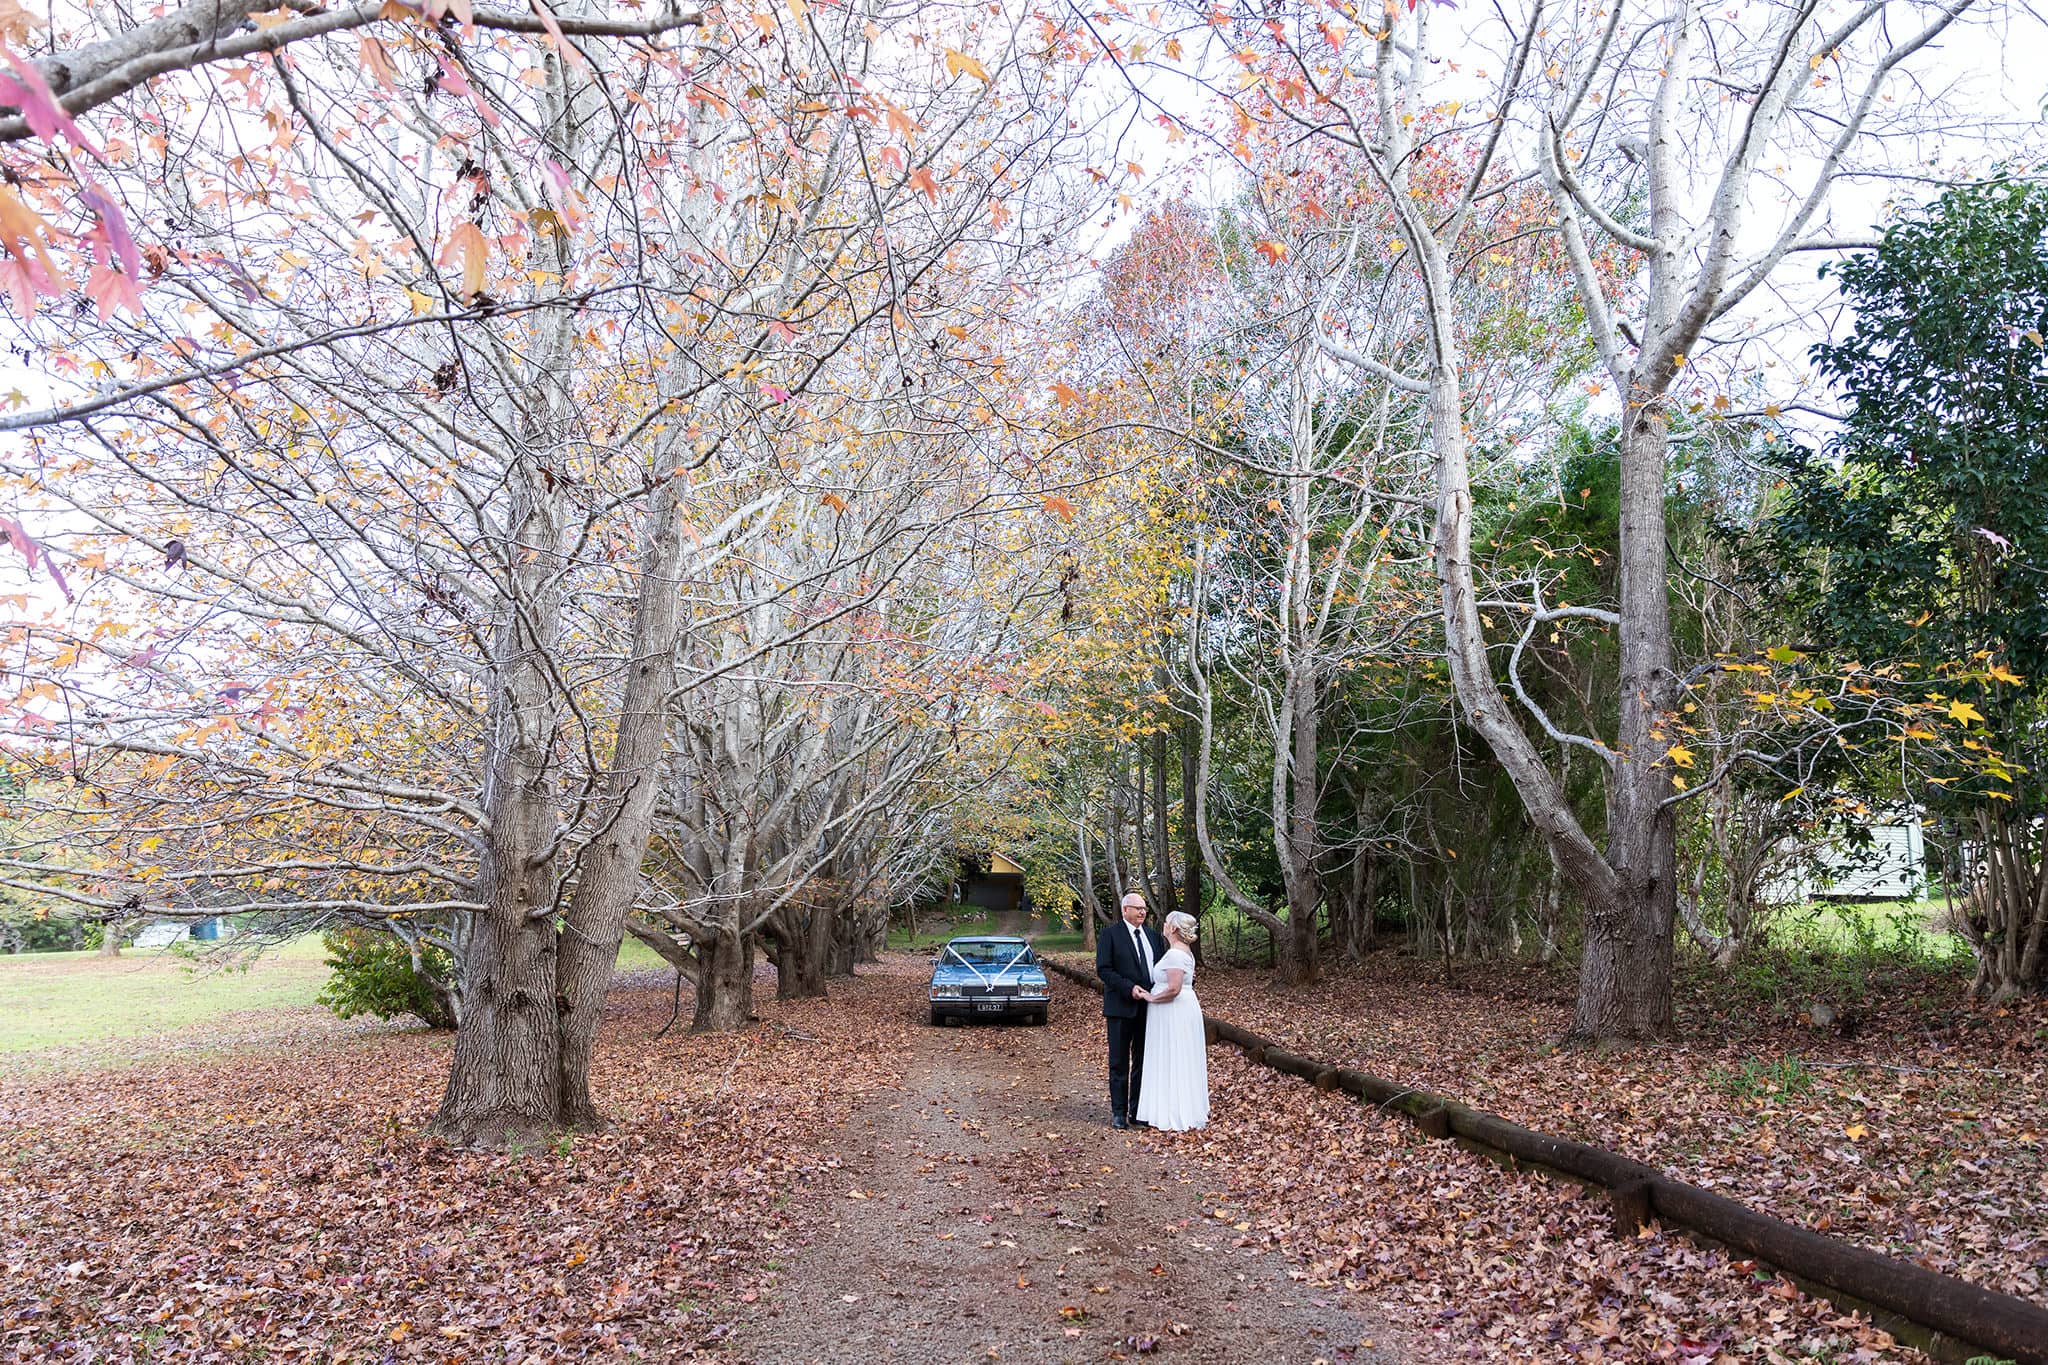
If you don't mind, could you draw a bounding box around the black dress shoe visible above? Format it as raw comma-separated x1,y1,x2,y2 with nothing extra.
1111,1113,1130,1129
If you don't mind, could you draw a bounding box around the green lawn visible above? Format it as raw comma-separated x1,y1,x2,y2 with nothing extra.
1765,898,1970,961
1,934,677,1058
0,936,335,1055
615,935,671,971
888,912,1085,954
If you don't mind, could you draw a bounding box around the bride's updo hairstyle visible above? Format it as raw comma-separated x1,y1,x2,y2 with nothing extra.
1164,911,1199,944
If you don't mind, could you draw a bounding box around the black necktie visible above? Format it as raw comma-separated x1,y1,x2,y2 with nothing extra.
1133,926,1151,975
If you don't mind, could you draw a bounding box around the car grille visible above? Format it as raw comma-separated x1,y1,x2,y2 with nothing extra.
961,984,1019,997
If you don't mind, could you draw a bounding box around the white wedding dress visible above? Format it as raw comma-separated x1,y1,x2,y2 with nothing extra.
1135,947,1208,1131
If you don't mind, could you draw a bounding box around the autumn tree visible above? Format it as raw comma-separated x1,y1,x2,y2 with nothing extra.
1175,0,2006,1036
1767,178,2048,998
0,2,1113,1137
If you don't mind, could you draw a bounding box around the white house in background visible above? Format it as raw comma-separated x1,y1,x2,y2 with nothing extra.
131,916,238,949
1765,822,1928,902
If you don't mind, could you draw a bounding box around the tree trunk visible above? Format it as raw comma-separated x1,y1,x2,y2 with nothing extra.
1150,726,1179,917
1342,853,1377,960
828,900,864,976
1276,672,1322,986
769,904,831,1001
1180,710,1202,934
1130,745,1156,909
1414,212,1632,1032
1572,404,1679,1038
431,461,572,1144
1964,811,2048,1000
98,916,122,957
1276,908,1319,985
1075,805,1100,953
549,480,685,1127
431,805,565,1145
693,923,755,1031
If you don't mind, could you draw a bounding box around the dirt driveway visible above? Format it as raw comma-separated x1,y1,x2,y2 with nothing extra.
732,978,1404,1364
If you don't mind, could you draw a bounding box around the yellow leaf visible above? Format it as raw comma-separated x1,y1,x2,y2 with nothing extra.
1664,744,1695,768
1844,1123,1868,1140
944,48,991,83
1946,698,1984,726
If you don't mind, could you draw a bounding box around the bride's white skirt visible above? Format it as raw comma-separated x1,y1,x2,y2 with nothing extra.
1135,990,1209,1131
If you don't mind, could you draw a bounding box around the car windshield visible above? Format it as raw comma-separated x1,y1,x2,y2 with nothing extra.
943,941,1034,968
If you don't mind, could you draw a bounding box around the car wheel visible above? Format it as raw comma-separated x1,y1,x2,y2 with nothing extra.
1031,1009,1048,1027
929,1006,944,1026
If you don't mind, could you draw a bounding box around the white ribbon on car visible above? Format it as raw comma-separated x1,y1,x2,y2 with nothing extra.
941,942,1035,986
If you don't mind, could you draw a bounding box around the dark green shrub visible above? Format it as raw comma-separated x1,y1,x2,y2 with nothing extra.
317,926,457,1029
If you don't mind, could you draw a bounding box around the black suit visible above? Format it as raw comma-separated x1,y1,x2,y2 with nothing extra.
1097,918,1168,1121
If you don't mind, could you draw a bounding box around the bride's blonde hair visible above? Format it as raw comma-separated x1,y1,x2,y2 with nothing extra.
1164,910,1199,943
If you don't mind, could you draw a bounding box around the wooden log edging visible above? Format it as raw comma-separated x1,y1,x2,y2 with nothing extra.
1040,956,2048,1365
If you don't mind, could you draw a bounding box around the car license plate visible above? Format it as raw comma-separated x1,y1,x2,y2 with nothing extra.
974,1000,1005,1012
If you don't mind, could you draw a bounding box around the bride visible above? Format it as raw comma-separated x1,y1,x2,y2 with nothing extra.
1135,910,1208,1131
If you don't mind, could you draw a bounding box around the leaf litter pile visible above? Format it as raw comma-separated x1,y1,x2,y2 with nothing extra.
0,966,912,1362
1100,952,2047,1363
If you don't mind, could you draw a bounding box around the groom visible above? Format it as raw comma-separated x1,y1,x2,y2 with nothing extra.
1096,890,1167,1129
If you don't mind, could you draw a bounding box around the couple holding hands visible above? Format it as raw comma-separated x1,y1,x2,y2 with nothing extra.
1095,891,1209,1132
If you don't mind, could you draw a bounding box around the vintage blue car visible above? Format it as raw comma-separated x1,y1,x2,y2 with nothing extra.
927,935,1051,1026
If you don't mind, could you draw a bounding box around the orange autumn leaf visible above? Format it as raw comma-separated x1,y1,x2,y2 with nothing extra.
438,221,489,299
0,186,63,291
1043,494,1077,522
359,36,398,91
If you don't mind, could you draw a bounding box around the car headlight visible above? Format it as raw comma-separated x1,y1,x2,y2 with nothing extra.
931,984,964,999
1019,984,1049,999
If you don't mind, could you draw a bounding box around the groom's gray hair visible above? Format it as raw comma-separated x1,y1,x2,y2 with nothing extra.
1119,890,1146,907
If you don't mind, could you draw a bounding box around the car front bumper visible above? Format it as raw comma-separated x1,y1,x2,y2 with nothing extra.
929,995,1048,1021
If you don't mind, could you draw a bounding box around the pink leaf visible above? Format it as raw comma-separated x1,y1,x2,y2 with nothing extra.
0,516,38,571
0,46,101,158
433,58,501,128
529,0,583,66
759,382,792,404
77,179,140,280
86,262,144,318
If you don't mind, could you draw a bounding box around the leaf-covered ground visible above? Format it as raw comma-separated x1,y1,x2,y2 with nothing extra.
9,946,2041,1364
0,964,913,1363
1055,949,2046,1362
